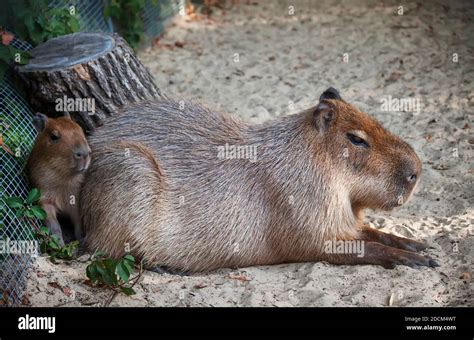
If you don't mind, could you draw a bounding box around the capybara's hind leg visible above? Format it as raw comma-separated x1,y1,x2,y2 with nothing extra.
324,241,439,269
361,227,429,252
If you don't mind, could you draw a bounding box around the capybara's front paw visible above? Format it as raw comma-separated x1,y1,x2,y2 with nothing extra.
382,251,439,269
398,238,431,253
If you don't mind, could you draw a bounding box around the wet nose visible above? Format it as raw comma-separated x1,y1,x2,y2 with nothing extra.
73,147,90,160
404,160,421,186
406,173,417,184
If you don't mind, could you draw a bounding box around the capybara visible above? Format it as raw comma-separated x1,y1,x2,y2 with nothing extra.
81,88,437,272
27,112,91,246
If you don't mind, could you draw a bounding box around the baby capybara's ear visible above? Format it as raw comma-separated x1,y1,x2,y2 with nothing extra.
319,87,342,101
313,101,336,133
32,112,49,132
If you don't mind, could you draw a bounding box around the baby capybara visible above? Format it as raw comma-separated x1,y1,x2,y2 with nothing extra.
81,88,437,272
27,113,90,246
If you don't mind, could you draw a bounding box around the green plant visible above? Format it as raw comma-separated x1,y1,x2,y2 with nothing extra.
4,188,79,261
35,227,79,262
5,188,46,220
8,0,80,46
0,40,30,79
0,0,80,79
86,252,140,296
104,0,154,50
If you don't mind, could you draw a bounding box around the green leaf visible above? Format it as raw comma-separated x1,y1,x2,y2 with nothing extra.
30,206,47,220
27,188,41,204
69,17,80,32
122,259,134,275
96,262,118,286
86,264,99,283
24,15,35,35
123,254,135,262
15,209,25,218
48,240,60,250
40,226,50,234
5,197,24,209
24,209,35,218
120,287,136,296
116,262,130,283
40,242,48,254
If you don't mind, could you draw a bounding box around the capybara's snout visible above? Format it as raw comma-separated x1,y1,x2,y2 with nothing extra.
396,145,422,200
73,145,91,172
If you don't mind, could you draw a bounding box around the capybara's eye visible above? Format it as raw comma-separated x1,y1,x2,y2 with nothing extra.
347,133,369,148
50,131,61,143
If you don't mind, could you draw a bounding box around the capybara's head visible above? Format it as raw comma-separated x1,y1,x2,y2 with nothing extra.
32,112,91,174
311,88,421,211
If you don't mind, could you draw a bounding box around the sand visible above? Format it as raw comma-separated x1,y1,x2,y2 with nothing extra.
22,0,473,307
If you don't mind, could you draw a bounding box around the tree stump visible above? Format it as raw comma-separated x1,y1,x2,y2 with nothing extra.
16,32,163,133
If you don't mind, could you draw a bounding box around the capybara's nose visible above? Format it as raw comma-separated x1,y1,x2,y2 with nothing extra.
73,147,90,160
404,162,420,187
407,173,417,184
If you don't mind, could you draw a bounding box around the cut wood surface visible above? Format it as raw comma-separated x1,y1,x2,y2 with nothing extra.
16,32,163,133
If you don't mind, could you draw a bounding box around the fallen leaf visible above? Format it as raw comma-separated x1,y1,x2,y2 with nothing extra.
63,287,74,297
1,31,14,45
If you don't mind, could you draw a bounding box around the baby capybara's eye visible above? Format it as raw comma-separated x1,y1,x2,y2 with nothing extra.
347,133,369,148
50,131,61,143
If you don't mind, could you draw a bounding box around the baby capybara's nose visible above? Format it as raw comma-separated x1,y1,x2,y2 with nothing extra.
73,146,90,160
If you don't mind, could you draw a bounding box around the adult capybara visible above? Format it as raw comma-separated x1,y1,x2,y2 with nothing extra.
27,113,91,246
81,88,437,272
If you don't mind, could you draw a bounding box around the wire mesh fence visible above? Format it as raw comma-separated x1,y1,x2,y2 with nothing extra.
142,0,182,42
0,69,41,306
49,0,113,33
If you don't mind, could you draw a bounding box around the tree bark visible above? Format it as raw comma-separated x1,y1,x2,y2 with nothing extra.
16,32,163,134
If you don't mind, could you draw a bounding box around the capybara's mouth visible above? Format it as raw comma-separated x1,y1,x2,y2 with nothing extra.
76,156,91,172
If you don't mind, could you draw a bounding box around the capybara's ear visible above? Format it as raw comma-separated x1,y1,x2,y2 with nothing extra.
62,111,71,119
33,112,48,132
313,102,335,132
319,87,342,101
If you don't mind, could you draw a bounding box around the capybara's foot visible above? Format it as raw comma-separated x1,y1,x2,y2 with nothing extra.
361,227,429,252
325,241,439,269
376,249,439,269
149,265,189,276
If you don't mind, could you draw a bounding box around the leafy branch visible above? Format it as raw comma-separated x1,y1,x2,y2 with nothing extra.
86,252,142,299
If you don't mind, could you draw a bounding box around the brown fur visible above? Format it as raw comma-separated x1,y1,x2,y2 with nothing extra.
27,113,91,246
81,89,435,272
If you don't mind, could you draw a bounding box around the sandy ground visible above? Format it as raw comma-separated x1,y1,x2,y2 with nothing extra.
23,0,473,307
